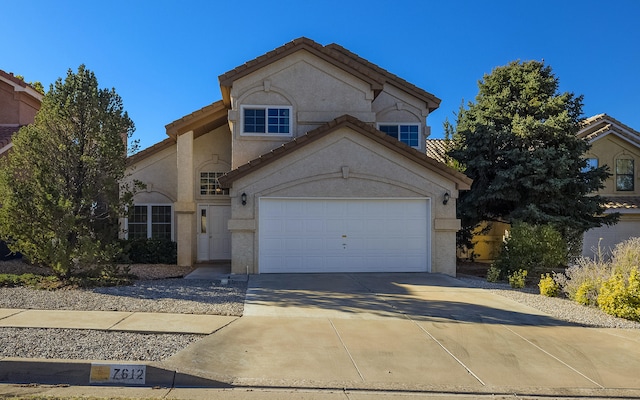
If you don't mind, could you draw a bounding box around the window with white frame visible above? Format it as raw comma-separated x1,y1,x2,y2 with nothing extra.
127,205,173,240
242,106,292,135
200,172,229,195
378,124,420,148
616,158,635,191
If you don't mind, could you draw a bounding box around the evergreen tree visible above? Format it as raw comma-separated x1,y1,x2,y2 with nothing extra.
0,65,139,278
447,60,617,251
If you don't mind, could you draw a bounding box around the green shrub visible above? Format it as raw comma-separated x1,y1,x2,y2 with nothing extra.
0,273,60,289
538,273,560,297
494,222,567,279
486,265,501,282
118,238,177,264
597,268,640,321
508,269,528,289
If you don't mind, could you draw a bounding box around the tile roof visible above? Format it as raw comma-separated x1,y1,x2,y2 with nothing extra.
0,125,20,149
425,139,449,163
603,196,640,210
218,37,440,112
165,100,228,139
578,113,640,148
0,70,28,88
218,114,472,190
127,137,175,165
325,42,441,112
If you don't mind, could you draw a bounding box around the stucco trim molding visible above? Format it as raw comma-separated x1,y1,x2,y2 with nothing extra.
434,218,461,232
174,201,196,213
228,219,256,232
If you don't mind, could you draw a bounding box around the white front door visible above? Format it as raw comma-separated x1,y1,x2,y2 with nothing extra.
197,205,231,261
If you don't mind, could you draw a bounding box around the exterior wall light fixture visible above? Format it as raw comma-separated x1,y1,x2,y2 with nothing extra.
443,192,450,205
241,192,247,206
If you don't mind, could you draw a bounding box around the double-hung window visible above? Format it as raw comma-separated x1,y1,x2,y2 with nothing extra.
127,205,173,240
616,158,635,191
378,124,420,148
242,106,292,135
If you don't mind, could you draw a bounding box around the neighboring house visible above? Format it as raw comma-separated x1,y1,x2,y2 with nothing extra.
579,114,640,257
126,37,472,276
0,70,42,259
0,70,43,155
425,114,640,261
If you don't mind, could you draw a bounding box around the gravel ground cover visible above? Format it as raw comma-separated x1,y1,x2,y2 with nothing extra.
458,275,640,329
0,260,245,361
1,260,638,362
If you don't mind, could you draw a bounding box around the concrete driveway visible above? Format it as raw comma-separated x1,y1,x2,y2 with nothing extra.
163,273,640,397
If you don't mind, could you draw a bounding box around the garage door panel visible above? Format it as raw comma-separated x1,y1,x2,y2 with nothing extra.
259,198,430,273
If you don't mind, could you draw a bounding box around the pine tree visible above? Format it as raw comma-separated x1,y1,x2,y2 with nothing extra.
0,65,139,278
448,60,617,251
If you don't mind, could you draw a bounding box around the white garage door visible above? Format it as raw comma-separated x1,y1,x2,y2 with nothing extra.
259,198,430,273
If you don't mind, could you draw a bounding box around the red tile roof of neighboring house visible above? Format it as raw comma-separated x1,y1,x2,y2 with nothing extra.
218,37,441,112
218,114,472,190
0,125,20,149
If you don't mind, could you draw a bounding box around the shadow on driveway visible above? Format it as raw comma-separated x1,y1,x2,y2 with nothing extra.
245,272,582,327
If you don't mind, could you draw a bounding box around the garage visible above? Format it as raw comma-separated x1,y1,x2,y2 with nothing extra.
259,198,430,273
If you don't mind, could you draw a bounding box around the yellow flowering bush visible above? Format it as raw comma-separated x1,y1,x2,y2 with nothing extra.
538,273,560,297
508,269,528,289
597,268,640,322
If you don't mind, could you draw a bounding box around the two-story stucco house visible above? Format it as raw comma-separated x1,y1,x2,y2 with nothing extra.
126,37,472,276
579,114,640,256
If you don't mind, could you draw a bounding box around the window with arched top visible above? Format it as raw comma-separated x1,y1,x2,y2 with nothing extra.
200,172,229,195
616,157,635,191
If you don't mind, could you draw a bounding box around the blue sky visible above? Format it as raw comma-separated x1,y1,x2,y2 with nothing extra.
3,0,639,150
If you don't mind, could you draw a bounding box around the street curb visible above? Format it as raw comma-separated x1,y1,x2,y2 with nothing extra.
0,359,231,388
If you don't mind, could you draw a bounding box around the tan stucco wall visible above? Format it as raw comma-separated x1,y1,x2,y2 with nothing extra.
226,51,431,169
127,125,232,265
227,126,460,275
581,133,640,257
586,134,640,196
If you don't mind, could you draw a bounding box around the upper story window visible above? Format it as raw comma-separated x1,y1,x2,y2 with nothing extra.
128,205,173,240
582,158,598,172
200,172,229,195
616,158,635,191
242,105,292,135
378,124,420,148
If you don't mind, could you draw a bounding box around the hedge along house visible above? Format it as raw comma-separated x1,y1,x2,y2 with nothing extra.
126,38,472,276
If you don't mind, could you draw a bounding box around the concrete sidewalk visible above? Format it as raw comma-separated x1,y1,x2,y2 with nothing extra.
1,272,640,399
0,308,237,334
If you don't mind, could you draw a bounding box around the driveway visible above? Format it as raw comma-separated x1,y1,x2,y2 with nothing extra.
164,273,640,397
243,273,561,324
